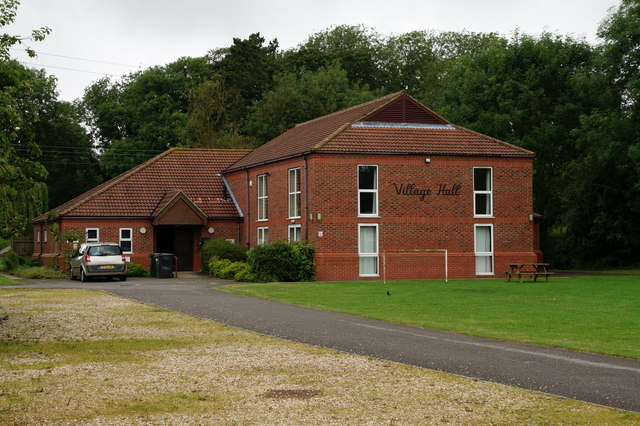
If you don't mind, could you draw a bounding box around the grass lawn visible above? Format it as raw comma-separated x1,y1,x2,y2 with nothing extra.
3,289,637,423
0,275,21,286
222,275,640,359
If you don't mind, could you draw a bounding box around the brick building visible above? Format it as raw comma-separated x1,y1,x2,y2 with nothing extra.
34,92,541,280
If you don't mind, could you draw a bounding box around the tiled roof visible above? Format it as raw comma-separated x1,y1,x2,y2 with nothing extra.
35,148,251,222
226,92,405,171
321,124,533,157
225,92,532,172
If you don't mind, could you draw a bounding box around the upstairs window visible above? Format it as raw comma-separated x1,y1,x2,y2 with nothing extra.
288,168,301,219
86,228,99,243
358,165,378,216
473,167,493,217
257,174,268,221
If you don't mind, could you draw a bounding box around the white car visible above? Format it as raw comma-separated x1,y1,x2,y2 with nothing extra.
69,242,127,282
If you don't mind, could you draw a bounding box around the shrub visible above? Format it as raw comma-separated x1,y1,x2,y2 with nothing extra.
12,266,67,279
209,258,232,277
247,241,315,282
4,250,22,272
0,258,7,272
201,237,246,265
219,261,250,280
126,262,150,277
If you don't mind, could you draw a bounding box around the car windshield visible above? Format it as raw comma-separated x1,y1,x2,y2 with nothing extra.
88,246,122,256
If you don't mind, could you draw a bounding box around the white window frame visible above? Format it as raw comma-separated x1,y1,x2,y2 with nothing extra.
474,224,494,275
86,228,99,243
43,230,47,243
358,223,379,277
119,227,133,254
358,165,378,217
288,224,301,243
288,167,301,219
473,167,493,218
257,174,268,221
257,227,268,245
36,230,41,243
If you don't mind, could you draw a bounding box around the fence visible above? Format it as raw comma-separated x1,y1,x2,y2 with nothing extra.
11,237,34,255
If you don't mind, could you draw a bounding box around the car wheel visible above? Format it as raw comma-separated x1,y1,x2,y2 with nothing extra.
80,269,89,282
119,275,127,281
69,266,77,280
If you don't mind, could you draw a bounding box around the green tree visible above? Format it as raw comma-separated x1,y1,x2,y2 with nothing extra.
0,0,50,238
81,57,214,177
247,62,377,143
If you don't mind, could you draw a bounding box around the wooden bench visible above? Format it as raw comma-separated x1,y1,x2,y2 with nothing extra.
505,263,555,283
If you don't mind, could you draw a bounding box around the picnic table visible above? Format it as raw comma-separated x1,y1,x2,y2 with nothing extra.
505,263,554,283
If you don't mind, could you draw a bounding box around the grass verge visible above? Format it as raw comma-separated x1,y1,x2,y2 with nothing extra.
0,275,21,286
0,289,637,423
222,275,640,359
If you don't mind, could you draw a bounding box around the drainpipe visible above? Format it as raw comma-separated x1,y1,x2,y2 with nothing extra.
245,168,251,249
304,155,309,241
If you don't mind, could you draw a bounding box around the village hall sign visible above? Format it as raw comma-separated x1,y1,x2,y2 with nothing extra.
392,183,462,201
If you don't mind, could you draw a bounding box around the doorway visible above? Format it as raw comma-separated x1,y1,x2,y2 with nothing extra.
155,226,196,271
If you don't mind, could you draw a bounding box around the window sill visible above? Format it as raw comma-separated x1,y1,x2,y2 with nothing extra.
358,215,380,219
287,216,301,220
256,219,268,223
473,215,494,219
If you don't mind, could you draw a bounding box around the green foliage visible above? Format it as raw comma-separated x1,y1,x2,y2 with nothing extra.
126,262,150,277
0,258,7,272
201,237,246,265
246,241,315,282
4,249,21,271
11,266,66,279
207,258,251,281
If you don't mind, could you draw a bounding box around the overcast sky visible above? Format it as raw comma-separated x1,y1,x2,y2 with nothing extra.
5,0,620,102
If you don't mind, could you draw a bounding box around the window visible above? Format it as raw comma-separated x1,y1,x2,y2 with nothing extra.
288,168,301,219
36,230,41,243
257,174,268,221
473,167,492,217
86,228,99,242
288,224,301,242
257,227,268,245
43,230,47,243
119,228,133,253
475,224,494,275
358,224,379,276
358,165,378,216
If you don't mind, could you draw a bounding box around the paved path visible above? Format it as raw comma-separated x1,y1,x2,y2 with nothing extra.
6,276,640,412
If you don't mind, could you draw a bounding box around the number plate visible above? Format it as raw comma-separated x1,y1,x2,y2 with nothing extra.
100,265,115,269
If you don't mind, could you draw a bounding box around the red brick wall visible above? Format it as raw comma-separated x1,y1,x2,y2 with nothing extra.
226,153,539,281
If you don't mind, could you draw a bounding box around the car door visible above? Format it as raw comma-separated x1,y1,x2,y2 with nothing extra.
69,245,85,275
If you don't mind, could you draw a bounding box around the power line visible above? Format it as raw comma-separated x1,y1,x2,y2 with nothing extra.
19,61,120,76
10,47,138,67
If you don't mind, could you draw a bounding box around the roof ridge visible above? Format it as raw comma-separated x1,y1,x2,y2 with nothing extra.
44,149,175,218
295,91,404,128
452,125,535,156
309,92,405,151
170,147,253,152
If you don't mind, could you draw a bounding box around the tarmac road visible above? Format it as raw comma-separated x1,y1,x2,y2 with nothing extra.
7,275,640,412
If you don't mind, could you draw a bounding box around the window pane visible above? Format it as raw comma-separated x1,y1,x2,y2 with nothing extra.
475,226,492,253
475,194,490,215
359,256,378,275
359,226,377,254
474,168,491,191
121,229,131,239
359,192,376,215
359,166,377,189
121,241,132,253
87,229,98,240
476,255,493,274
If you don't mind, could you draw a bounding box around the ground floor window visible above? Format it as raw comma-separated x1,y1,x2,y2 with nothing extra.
119,228,133,253
288,224,301,242
257,227,268,245
86,228,99,243
359,224,379,276
474,224,494,275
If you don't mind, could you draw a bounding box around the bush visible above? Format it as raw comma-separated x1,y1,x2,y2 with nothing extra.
12,266,67,279
208,258,251,281
126,262,150,277
201,237,246,265
247,241,315,282
4,250,22,272
0,258,7,272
